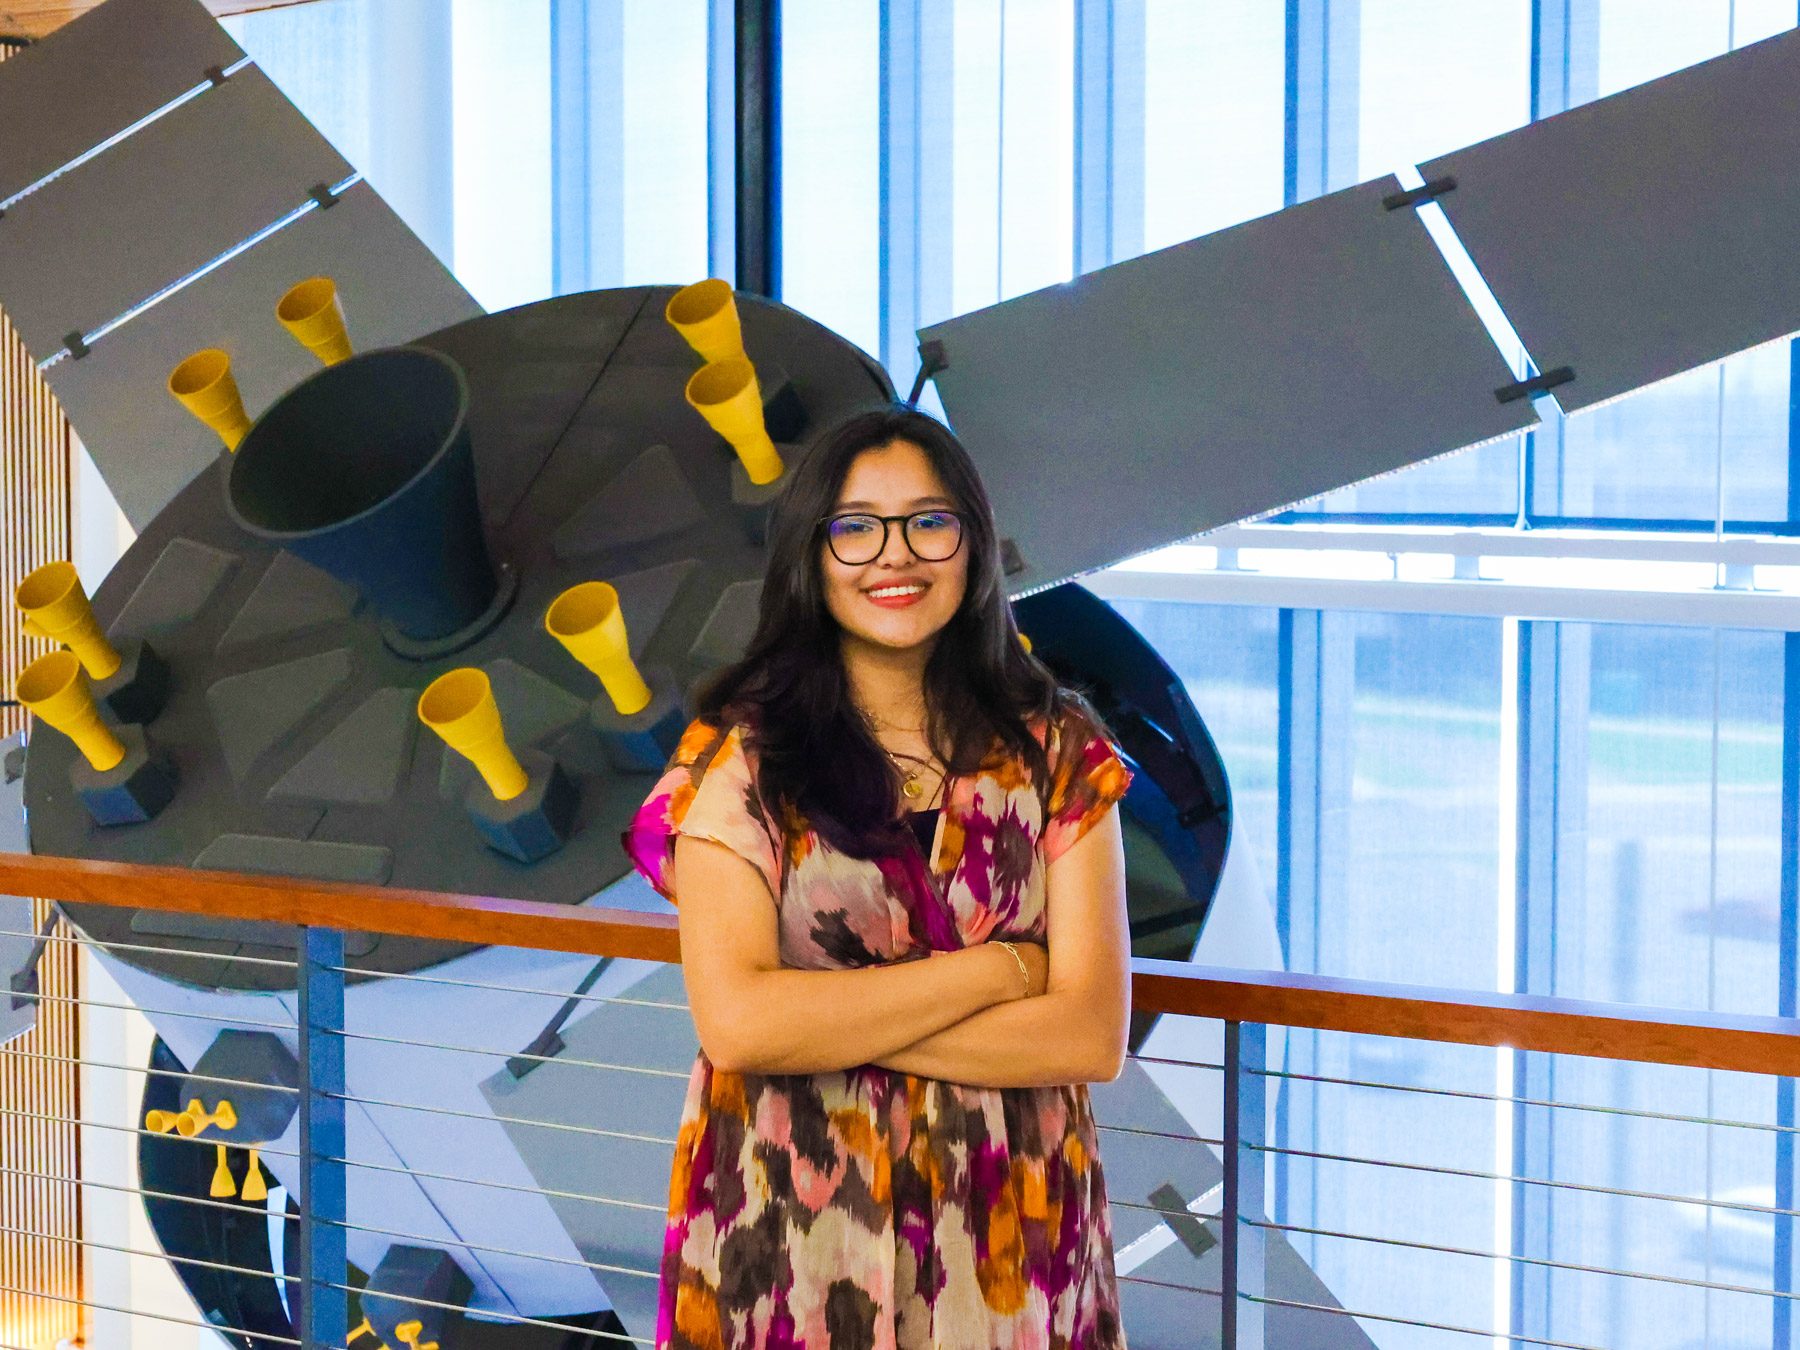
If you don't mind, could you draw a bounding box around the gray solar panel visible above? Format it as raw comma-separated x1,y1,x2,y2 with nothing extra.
0,0,245,204
42,183,478,528
920,177,1537,595
1423,25,1800,414
0,65,354,360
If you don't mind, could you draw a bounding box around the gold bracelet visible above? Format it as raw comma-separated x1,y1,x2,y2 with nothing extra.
994,940,1031,998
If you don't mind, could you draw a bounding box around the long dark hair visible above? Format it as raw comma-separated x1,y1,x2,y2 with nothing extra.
694,405,1065,857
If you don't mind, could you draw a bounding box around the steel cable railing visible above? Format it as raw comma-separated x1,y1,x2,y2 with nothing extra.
3,850,1800,1349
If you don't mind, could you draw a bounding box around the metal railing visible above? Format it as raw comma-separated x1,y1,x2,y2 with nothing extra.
2,849,1798,1349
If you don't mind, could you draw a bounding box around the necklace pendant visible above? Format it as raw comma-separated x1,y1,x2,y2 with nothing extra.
901,775,924,799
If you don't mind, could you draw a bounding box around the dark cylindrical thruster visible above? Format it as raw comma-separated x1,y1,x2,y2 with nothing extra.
226,346,497,644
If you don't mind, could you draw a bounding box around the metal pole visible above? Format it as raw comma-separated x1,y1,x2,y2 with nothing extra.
1222,1020,1267,1349
297,927,348,1349
734,0,780,296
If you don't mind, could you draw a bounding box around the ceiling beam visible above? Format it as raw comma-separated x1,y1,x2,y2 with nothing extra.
0,0,319,41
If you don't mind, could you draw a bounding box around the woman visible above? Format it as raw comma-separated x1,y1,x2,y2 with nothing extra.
622,405,1134,1349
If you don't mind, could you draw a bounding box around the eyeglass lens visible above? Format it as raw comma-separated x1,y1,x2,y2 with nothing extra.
827,511,963,564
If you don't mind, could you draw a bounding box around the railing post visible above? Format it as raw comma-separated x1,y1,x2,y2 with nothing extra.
1222,1020,1267,1349
297,926,347,1350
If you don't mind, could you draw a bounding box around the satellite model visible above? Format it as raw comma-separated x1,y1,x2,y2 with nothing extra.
4,0,1799,1345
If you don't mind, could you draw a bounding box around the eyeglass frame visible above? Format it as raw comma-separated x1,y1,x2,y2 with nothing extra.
819,509,968,565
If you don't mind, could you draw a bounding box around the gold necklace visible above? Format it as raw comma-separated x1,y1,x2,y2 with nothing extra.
886,748,933,800
863,707,933,798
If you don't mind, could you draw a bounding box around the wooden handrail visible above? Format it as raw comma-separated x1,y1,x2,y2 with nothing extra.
4,850,1798,1078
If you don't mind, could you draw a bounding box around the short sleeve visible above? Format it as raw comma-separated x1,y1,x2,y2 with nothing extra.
620,718,784,904
1040,701,1134,865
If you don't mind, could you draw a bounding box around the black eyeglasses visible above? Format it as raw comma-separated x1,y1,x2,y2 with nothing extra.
822,510,966,565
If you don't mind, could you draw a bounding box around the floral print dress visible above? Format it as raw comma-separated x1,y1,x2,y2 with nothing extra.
622,702,1135,1350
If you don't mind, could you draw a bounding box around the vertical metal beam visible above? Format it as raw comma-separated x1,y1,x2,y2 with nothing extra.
549,0,590,294
708,0,737,281
1273,607,1350,1242
1513,618,1591,1343
1222,1021,1267,1349
1523,0,1598,522
1273,608,1308,1232
1073,0,1144,275
1782,266,1800,1350
550,0,626,294
881,0,954,392
1775,623,1800,1342
1283,0,1358,208
1512,619,1558,1344
297,927,347,1350
734,0,780,297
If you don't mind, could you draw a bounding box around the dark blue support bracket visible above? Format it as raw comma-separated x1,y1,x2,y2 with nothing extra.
297,927,348,1350
1222,1021,1267,1349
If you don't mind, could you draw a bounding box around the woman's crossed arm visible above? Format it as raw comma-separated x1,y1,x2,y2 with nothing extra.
672,832,1046,1074
871,806,1130,1087
671,804,1129,1087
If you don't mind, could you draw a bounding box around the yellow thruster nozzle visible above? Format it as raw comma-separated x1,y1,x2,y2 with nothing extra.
665,278,744,365
210,1144,236,1199
175,1097,238,1138
241,1148,268,1203
16,560,121,681
276,275,352,366
545,582,653,716
418,668,530,802
16,650,125,772
167,348,253,451
686,357,784,486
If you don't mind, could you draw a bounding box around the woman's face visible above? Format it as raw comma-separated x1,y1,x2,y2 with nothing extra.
820,438,970,656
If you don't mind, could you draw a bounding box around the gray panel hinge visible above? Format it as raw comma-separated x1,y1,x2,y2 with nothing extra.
1496,365,1574,404
1382,175,1457,211
63,331,89,361
308,182,341,212
1149,1182,1218,1259
203,64,230,87
908,339,948,406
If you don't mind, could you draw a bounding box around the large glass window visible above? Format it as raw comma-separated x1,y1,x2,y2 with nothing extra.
780,0,881,356
1280,611,1506,1340
1104,600,1281,890
1139,1,1284,253
1520,7,1797,529
1520,623,1785,1349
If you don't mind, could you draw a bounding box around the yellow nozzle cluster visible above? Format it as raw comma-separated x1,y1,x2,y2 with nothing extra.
665,278,743,364
396,1319,440,1350
149,1101,264,1201
545,582,652,715
16,650,125,772
16,561,120,680
176,1096,238,1138
277,276,352,366
167,348,253,451
418,668,529,802
168,276,351,445
668,279,785,486
686,358,784,486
